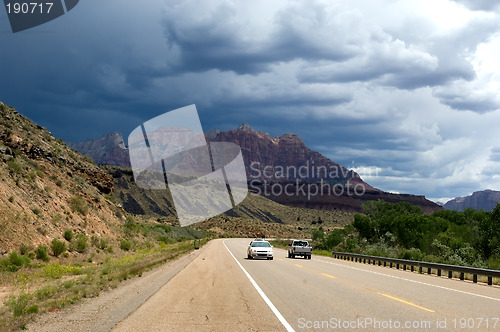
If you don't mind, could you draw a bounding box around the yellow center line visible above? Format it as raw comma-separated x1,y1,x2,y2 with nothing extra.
278,258,284,261
294,264,303,268
320,273,336,279
377,292,435,313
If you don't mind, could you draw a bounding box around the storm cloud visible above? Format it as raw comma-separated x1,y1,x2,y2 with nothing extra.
1,0,500,202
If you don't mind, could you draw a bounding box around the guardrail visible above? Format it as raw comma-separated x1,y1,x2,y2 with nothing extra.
332,251,500,285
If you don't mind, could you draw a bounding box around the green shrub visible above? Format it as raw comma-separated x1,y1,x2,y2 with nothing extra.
9,251,30,267
63,229,74,241
51,239,66,257
120,239,132,251
26,304,39,314
35,245,50,262
6,265,19,272
75,234,88,253
8,196,14,203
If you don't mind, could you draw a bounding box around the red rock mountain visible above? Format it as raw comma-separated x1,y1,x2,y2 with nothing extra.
70,124,441,213
210,124,439,213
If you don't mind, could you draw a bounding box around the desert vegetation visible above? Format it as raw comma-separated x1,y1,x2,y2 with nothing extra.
0,216,208,331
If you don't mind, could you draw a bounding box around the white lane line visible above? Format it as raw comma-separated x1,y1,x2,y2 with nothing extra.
223,240,295,332
314,258,500,302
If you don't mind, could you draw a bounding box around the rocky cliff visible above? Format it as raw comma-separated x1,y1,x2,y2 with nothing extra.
211,124,373,188
209,124,439,213
67,132,130,167
444,190,500,211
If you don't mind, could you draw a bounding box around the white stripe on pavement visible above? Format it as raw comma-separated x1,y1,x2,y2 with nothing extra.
223,240,295,332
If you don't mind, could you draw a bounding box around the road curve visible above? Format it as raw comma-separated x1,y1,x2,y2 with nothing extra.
114,238,500,331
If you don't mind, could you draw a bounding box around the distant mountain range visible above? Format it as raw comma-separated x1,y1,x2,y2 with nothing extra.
67,132,131,167
444,190,500,211
69,124,441,213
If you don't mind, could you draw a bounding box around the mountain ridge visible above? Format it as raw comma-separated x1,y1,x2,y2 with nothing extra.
69,124,441,213
444,189,500,211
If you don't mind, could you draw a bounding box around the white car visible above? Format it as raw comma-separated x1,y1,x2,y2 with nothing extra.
247,240,274,260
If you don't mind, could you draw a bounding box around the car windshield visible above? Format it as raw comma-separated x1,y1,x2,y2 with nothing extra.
251,242,271,247
294,241,308,246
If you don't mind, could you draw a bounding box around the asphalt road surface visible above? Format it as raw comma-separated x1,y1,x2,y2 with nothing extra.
113,239,500,331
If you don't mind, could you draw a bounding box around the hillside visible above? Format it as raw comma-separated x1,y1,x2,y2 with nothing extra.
103,165,356,238
0,101,126,253
444,189,500,211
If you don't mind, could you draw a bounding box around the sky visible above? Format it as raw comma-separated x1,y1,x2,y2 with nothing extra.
1,0,500,203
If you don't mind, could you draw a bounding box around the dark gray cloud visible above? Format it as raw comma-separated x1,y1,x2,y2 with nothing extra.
1,0,500,201
160,0,360,75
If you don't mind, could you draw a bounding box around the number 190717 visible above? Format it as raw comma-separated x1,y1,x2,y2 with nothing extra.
5,2,53,14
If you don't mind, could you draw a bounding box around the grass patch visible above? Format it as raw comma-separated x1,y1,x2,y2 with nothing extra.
42,263,85,279
69,195,88,215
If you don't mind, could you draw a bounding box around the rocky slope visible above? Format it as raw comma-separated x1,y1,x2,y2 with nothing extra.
0,102,125,253
444,189,500,211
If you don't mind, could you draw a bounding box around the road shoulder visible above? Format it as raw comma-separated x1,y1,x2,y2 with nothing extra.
25,245,205,332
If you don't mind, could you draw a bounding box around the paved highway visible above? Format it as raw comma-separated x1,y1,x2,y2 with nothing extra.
114,239,500,331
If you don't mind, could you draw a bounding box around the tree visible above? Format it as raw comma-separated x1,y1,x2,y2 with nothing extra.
479,204,500,258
